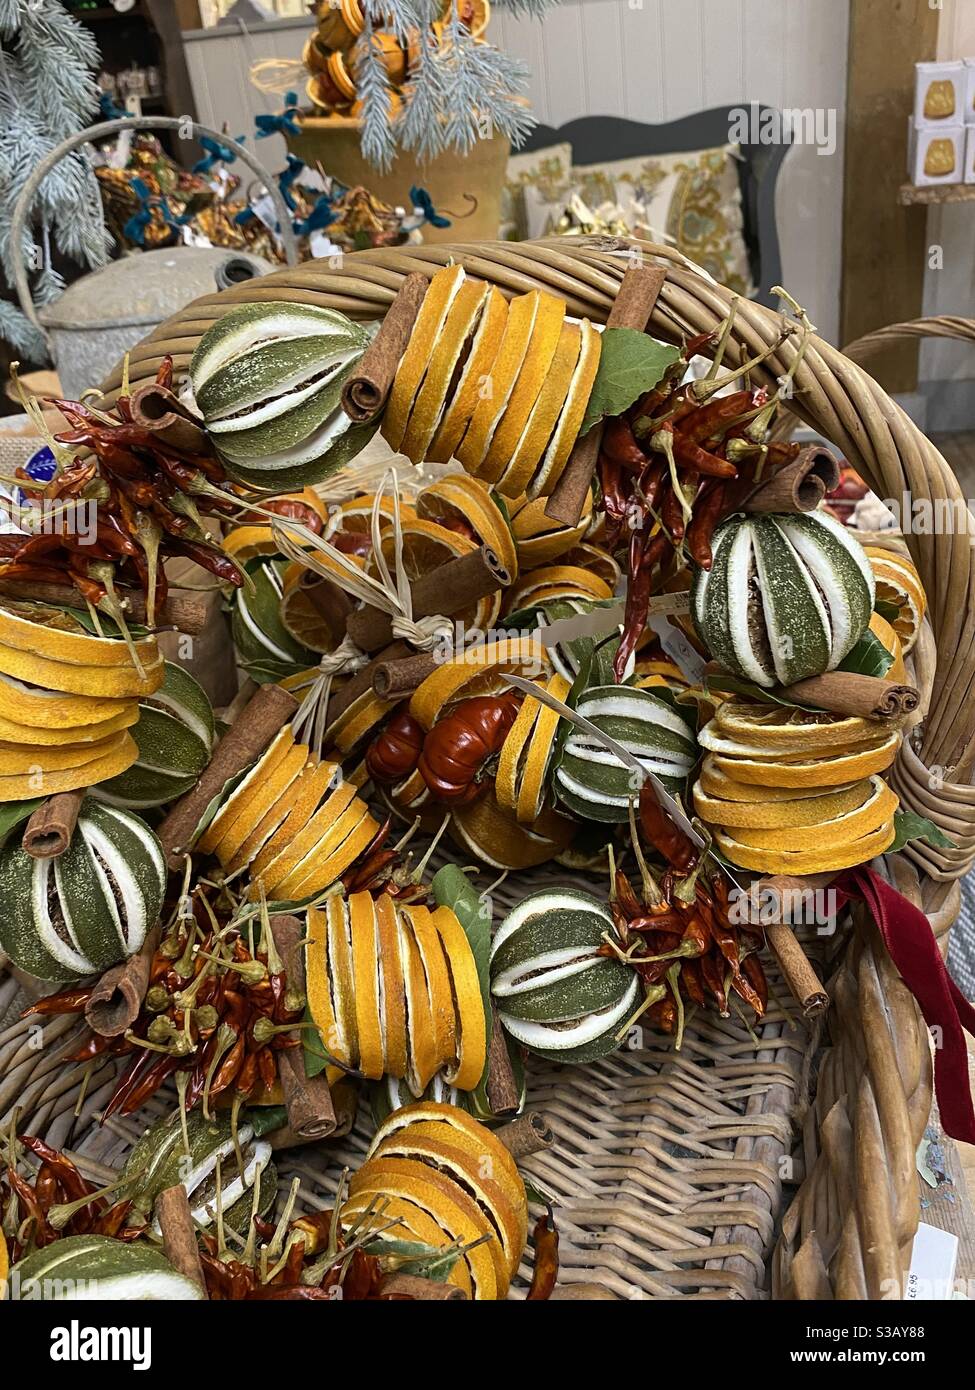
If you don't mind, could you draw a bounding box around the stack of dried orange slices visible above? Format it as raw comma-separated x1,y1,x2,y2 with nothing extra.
345,1101,528,1300
381,264,600,498
196,724,378,902
0,604,161,800
693,702,903,873
305,891,486,1094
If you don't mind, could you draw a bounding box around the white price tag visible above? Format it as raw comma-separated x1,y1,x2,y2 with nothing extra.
648,612,707,684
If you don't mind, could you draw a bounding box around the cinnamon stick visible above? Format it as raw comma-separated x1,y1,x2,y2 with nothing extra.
269,914,337,1140
129,382,210,455
85,925,161,1038
0,578,208,634
372,649,441,699
751,875,829,1017
545,263,667,527
22,790,85,858
782,671,919,720
379,1273,467,1301
157,683,298,870
485,1007,521,1117
741,443,841,514
341,272,429,422
156,1184,207,1296
496,1111,554,1159
325,639,409,725
345,544,510,653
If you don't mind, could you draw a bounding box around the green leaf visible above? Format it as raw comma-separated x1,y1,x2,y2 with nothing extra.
246,1104,289,1138
0,798,45,847
704,670,823,712
875,598,901,623
837,631,894,678
580,328,681,436
887,811,955,855
303,1002,330,1080
432,864,526,1120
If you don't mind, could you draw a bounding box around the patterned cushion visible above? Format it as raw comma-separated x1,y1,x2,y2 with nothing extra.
501,142,573,240
512,143,754,296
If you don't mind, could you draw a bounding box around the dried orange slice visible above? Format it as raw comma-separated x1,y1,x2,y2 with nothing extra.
710,730,901,787
477,290,566,485
449,793,573,870
415,474,518,578
372,1130,522,1282
340,1192,472,1296
430,904,487,1092
694,774,874,830
270,802,377,901
456,290,539,474
325,893,359,1067
197,727,295,854
727,777,898,850
527,317,601,498
383,265,467,452
254,778,359,882
868,611,907,682
0,603,159,670
506,564,612,612
306,902,354,1070
325,689,396,756
368,1101,526,1258
349,891,384,1079
495,320,580,499
698,756,858,803
495,682,542,814
562,542,621,590
517,671,570,822
409,635,548,729
349,1157,499,1298
427,286,509,463
507,493,591,569
401,903,455,1067
397,904,439,1094
211,742,313,864
865,546,926,654
399,277,490,462
715,817,897,874
713,701,883,748
376,892,408,1078
0,641,164,699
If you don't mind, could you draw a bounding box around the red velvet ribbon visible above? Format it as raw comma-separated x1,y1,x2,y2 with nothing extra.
832,865,975,1144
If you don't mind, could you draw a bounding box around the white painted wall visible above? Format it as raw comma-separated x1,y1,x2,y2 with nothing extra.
184,0,850,340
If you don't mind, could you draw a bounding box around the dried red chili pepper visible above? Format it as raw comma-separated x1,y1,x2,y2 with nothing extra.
685,479,726,570
366,709,425,784
637,776,697,875
526,1208,559,1300
418,694,521,804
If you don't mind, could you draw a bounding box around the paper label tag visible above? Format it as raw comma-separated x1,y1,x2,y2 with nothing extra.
905,1222,959,1300
647,591,691,617
648,611,707,684
250,192,281,239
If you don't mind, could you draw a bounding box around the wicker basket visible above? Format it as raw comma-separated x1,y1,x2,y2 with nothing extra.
3,238,973,1301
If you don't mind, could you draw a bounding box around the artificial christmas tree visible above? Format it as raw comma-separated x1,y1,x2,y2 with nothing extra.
0,0,110,361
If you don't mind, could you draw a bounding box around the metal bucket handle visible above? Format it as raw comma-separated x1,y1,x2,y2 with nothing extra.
10,116,299,344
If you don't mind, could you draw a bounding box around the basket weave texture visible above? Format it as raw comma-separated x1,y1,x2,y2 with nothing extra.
1,238,970,1300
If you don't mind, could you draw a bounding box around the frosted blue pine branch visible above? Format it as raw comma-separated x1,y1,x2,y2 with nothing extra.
354,15,398,174
0,0,109,357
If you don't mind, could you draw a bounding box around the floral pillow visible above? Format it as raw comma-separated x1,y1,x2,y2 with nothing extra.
516,143,755,296
500,143,573,240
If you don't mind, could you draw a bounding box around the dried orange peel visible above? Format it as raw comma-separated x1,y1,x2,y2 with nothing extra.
427,286,509,464
383,264,467,452
477,289,566,485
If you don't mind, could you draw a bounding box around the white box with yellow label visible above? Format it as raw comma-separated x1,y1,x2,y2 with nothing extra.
908,118,964,185
914,60,965,128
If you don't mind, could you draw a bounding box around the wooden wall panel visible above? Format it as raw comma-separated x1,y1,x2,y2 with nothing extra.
182,0,850,341
840,0,939,392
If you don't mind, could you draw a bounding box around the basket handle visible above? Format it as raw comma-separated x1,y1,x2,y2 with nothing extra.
10,116,299,342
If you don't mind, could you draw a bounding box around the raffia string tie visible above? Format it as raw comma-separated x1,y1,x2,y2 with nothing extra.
291,634,369,751
270,470,450,651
